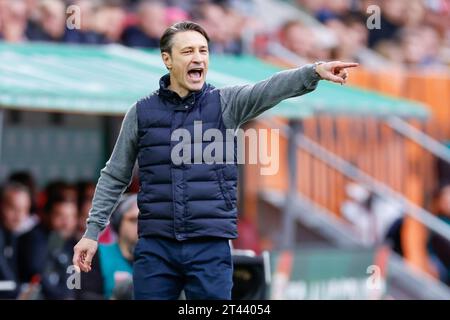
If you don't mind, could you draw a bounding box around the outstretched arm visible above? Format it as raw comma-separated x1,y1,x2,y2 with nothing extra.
314,61,359,84
220,61,358,130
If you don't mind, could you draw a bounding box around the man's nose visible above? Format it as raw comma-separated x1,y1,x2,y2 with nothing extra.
192,50,203,63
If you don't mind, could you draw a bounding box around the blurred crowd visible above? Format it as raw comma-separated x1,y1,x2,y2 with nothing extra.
0,0,449,71
0,170,260,300
0,171,139,299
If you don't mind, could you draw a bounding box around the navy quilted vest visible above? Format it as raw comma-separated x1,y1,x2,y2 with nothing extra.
136,74,238,240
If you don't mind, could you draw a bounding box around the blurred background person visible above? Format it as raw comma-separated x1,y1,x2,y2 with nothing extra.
0,0,29,42
17,195,78,299
399,25,446,70
63,0,107,44
0,224,19,299
26,0,66,42
8,171,38,216
0,182,33,299
366,0,406,48
41,181,77,207
194,2,243,55
0,0,446,71
121,0,167,48
93,0,127,44
77,194,137,300
324,13,391,69
0,182,36,237
270,20,316,65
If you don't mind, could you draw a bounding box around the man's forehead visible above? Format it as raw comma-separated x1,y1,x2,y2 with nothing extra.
172,31,208,49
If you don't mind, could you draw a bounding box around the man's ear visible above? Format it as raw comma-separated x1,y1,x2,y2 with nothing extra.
161,52,172,71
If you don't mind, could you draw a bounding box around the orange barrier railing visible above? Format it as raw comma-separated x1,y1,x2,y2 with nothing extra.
242,65,450,277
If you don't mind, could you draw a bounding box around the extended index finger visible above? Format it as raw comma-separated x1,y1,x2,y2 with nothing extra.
335,62,359,69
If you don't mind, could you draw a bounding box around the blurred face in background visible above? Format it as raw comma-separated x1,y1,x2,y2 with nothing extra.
94,4,126,42
223,7,246,42
326,18,368,60
50,201,78,239
404,0,425,27
71,0,96,31
0,0,28,42
1,189,31,232
38,0,66,40
138,1,167,39
280,22,314,58
420,26,442,59
119,203,139,245
381,0,407,25
401,28,429,65
198,4,227,44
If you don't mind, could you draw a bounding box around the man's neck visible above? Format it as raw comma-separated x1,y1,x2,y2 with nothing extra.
168,74,189,98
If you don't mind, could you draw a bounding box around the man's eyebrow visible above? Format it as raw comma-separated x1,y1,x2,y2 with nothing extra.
179,45,208,51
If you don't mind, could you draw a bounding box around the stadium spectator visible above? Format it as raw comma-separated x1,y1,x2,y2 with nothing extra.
121,0,167,48
0,182,35,238
0,0,447,70
92,0,127,43
400,25,446,70
166,5,189,26
77,194,137,300
194,2,243,55
42,181,77,208
325,13,393,69
64,0,107,44
8,171,38,215
26,0,66,42
0,0,29,42
277,20,316,63
0,226,19,298
0,182,33,299
17,196,78,299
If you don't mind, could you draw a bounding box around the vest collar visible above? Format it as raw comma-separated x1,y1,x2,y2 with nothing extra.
158,74,207,110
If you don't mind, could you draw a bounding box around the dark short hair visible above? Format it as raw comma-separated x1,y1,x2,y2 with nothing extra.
160,21,210,54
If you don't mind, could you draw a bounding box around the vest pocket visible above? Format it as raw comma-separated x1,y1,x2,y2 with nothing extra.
215,168,234,210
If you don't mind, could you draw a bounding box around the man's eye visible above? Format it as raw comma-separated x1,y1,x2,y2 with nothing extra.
183,50,192,54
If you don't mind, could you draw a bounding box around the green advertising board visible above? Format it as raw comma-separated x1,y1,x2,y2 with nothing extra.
270,248,386,299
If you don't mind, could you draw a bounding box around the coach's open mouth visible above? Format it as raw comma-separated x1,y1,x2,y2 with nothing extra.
187,67,204,82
